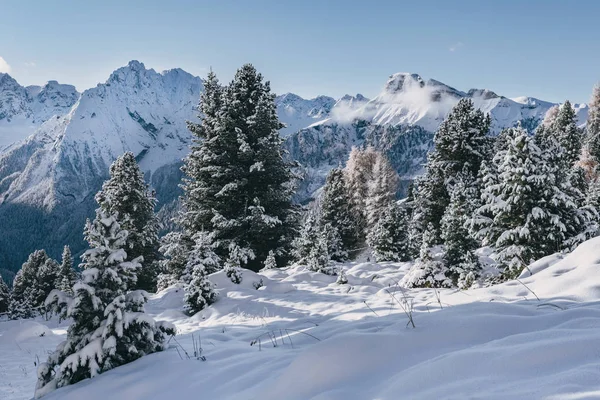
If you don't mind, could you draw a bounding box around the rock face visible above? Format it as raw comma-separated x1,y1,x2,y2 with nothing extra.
0,65,590,274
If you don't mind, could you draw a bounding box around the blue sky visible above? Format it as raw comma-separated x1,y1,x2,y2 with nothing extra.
1,0,598,103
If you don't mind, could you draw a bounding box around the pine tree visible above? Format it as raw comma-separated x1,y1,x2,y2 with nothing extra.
307,231,334,275
544,101,583,169
323,223,348,262
320,167,358,258
367,203,410,262
95,152,161,292
262,250,277,270
441,175,481,288
224,243,250,284
473,127,588,278
292,210,319,263
585,84,600,166
157,232,194,290
0,274,9,314
402,224,450,288
183,232,218,315
365,153,400,230
336,268,348,284
180,66,298,271
36,211,174,397
56,246,77,294
9,250,58,319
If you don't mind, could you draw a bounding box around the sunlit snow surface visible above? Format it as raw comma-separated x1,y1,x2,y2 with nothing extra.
2,238,600,399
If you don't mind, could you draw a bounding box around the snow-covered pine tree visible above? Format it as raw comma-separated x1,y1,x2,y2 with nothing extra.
9,250,57,319
344,147,378,237
320,167,358,258
365,153,400,231
441,174,481,288
223,243,251,284
36,211,174,398
291,210,319,263
585,84,600,167
95,152,161,292
183,231,219,315
157,232,194,290
545,101,583,169
402,223,450,288
322,222,348,262
307,230,334,275
181,66,298,271
0,274,9,314
262,250,277,270
56,246,77,294
409,98,492,254
367,202,410,262
474,127,583,278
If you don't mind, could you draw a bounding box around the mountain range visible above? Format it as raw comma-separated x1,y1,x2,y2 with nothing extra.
0,61,590,276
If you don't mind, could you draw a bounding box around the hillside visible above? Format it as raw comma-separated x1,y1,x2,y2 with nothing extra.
1,237,599,399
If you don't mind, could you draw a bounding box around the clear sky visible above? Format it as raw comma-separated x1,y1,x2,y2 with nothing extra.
1,0,598,103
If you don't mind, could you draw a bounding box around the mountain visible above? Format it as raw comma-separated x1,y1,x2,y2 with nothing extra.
284,72,589,201
0,64,591,274
0,73,78,150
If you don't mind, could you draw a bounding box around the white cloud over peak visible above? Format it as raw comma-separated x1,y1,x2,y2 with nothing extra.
0,56,12,73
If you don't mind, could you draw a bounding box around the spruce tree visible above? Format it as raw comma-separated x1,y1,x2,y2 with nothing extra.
158,232,194,290
262,250,277,270
585,84,600,166
9,250,58,319
183,231,218,315
320,167,358,258
0,274,9,314
36,210,174,397
56,246,77,294
367,203,410,262
292,210,319,263
402,223,450,288
307,231,333,275
181,66,297,272
441,175,481,288
365,153,400,230
95,152,161,292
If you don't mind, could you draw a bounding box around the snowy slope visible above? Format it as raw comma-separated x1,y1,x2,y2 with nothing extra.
3,236,600,400
0,73,78,150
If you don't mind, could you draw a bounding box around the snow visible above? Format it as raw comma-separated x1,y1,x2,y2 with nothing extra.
3,236,600,399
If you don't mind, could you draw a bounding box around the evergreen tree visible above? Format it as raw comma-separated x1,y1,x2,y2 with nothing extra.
262,250,277,270
9,250,57,319
585,84,600,166
320,167,358,257
402,224,450,288
0,274,9,314
473,127,588,278
157,232,194,290
441,175,481,288
323,223,348,262
56,246,77,294
95,152,161,292
183,232,219,315
307,230,334,275
223,243,250,284
180,66,298,271
365,154,400,230
292,210,319,263
344,147,378,236
36,211,174,397
336,268,348,284
367,203,410,262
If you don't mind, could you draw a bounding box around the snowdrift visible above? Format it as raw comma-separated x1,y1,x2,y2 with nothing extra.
2,237,600,400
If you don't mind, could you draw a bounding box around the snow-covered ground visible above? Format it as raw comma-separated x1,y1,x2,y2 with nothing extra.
2,238,600,400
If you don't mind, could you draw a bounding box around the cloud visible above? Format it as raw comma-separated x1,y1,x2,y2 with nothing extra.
0,56,11,73
24,61,36,67
449,42,464,52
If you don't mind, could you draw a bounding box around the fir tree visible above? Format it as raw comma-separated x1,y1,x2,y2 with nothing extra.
323,223,348,262
585,84,600,166
441,175,481,288
95,152,161,292
183,232,219,315
307,231,334,275
0,274,9,314
292,210,319,263
56,246,77,294
402,224,450,288
9,250,58,319
336,268,348,285
320,167,358,258
367,203,410,262
157,232,194,290
224,243,250,284
181,66,298,271
365,153,400,230
36,211,174,397
262,250,277,270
